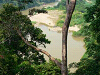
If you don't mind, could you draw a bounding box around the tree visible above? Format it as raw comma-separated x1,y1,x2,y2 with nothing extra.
0,4,50,74
70,0,100,74
0,0,76,75
18,0,76,74
34,60,61,75
62,0,76,75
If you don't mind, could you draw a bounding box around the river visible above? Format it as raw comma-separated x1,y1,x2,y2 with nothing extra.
22,1,86,72
22,2,60,15
38,25,85,65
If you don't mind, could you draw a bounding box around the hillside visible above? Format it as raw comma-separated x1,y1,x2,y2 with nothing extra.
0,0,57,10
54,0,95,33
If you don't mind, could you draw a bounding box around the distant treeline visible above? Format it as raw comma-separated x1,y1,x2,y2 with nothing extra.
0,0,57,9
0,0,57,3
56,0,95,12
39,0,57,3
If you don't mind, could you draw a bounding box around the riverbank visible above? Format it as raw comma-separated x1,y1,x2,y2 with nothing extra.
23,2,85,73
38,25,85,73
21,2,59,15
29,10,80,32
29,10,62,26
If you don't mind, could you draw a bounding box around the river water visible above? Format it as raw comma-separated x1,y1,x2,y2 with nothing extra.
38,25,85,65
22,2,59,15
22,1,86,67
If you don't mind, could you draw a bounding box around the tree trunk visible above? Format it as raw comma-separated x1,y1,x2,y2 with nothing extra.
62,0,76,75
17,0,76,75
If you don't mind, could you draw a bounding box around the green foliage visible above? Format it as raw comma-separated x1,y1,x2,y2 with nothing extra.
71,0,100,74
56,10,85,28
0,0,56,10
55,0,91,27
56,0,66,10
70,11,85,26
59,15,66,19
46,7,56,10
0,4,51,74
56,14,66,27
55,0,95,30
39,0,56,3
31,21,36,24
82,52,88,58
73,59,100,75
72,31,82,37
16,61,37,75
0,45,21,75
34,60,61,75
63,10,66,14
72,24,90,36
56,0,94,11
56,20,64,27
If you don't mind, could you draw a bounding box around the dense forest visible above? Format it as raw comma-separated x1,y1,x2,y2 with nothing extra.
0,0,100,75
0,0,57,9
0,3,61,75
55,0,100,74
54,0,95,28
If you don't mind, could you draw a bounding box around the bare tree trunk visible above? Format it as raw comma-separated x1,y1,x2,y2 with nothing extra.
62,0,76,75
16,0,76,75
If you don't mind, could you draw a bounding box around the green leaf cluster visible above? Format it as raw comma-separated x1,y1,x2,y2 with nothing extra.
0,4,51,74
34,60,61,75
71,0,100,74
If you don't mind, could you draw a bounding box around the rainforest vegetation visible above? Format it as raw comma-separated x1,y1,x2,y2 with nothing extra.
0,0,57,9
0,0,100,75
54,0,95,37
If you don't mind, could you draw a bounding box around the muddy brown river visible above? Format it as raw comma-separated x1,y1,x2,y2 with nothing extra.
22,2,86,72
38,25,85,65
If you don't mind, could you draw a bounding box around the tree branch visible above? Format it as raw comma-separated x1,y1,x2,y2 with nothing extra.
16,29,62,69
0,38,10,44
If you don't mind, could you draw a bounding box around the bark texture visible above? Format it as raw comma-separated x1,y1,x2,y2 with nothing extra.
17,29,61,68
62,0,76,75
16,0,76,75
